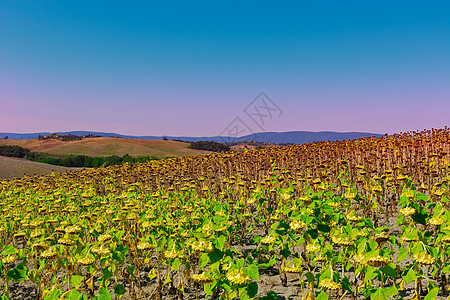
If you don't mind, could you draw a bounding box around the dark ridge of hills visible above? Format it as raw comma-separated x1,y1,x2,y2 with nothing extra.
0,130,383,145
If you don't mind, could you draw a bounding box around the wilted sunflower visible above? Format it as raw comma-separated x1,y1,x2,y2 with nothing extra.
290,219,307,231
1,255,16,264
313,256,327,263
346,210,363,222
14,231,26,238
344,190,357,199
190,240,213,253
32,242,48,251
352,254,366,266
65,225,82,234
91,245,110,257
319,278,340,290
164,248,182,259
58,238,75,246
441,235,450,243
261,235,276,245
282,262,303,273
414,252,435,265
374,232,390,244
399,206,416,217
366,255,390,267
302,292,315,300
191,272,213,283
356,230,370,238
98,233,112,243
401,236,419,243
428,216,445,226
137,241,153,251
332,236,353,247
306,243,321,253
30,230,45,239
227,269,252,285
78,257,95,266
41,248,58,259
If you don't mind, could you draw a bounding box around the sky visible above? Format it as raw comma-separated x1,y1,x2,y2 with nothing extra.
1,1,449,137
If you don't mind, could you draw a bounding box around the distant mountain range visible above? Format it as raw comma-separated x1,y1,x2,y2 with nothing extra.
0,130,383,145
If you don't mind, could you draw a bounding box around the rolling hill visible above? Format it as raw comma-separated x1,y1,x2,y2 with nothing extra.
0,137,210,158
0,155,79,179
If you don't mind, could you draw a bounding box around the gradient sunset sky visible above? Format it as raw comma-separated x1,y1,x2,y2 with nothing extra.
1,1,449,136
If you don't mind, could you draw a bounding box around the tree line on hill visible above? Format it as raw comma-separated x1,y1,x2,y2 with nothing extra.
38,133,100,141
0,145,159,167
188,141,230,152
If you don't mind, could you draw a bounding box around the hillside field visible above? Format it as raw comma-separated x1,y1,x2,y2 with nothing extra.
0,155,79,179
0,137,210,158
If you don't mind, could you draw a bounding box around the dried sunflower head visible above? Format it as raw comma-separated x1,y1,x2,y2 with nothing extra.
313,256,327,263
1,255,16,264
441,235,450,244
399,207,416,217
319,278,340,290
30,230,45,239
261,235,276,245
98,233,112,243
14,231,26,238
346,211,363,222
428,216,445,226
32,242,48,251
352,254,366,266
137,241,153,251
414,252,435,265
366,255,390,267
164,248,182,260
58,238,75,246
401,236,419,243
306,243,321,253
374,232,390,244
191,272,213,283
226,269,252,285
290,220,307,231
301,291,315,300
65,225,82,234
41,248,58,259
78,257,95,266
282,262,303,273
91,245,110,257
190,240,213,253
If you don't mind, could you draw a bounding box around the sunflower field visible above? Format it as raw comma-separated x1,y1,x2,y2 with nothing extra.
2,128,450,300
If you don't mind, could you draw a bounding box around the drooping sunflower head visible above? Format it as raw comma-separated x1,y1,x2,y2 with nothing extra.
78,256,95,266
414,252,436,265
399,206,416,217
366,255,390,268
319,278,340,290
226,269,252,285
282,261,303,274
41,248,58,260
428,216,445,226
261,235,276,245
1,255,16,264
191,272,213,283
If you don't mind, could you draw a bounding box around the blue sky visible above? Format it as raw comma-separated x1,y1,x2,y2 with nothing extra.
1,1,449,136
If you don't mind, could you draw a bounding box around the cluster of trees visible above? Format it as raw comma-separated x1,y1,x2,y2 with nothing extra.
0,145,30,158
0,145,158,167
188,141,230,152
